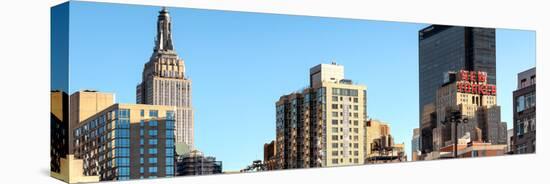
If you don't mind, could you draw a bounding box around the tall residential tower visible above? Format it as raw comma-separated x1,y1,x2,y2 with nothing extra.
275,63,367,169
137,8,194,148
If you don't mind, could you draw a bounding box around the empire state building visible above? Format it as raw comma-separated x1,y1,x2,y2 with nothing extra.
137,7,194,148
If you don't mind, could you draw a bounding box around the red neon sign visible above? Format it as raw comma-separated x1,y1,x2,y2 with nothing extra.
456,70,496,95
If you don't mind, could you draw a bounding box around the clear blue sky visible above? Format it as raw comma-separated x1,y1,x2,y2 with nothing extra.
65,1,536,171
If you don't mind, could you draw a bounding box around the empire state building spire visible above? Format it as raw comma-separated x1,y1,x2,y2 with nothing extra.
138,7,195,149
155,7,174,52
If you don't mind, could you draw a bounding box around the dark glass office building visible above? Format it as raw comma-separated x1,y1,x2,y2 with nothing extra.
418,25,496,152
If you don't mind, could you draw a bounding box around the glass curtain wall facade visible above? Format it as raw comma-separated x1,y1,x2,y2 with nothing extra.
73,104,175,181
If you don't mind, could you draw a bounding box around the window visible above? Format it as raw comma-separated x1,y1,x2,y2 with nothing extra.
517,96,525,112
166,156,174,165
116,119,130,129
149,110,158,118
332,143,338,148
149,120,158,127
166,111,175,120
526,92,535,109
148,167,158,173
166,120,175,130
333,88,358,96
118,167,130,176
149,157,157,164
517,121,525,136
332,135,338,140
148,148,158,154
332,127,338,133
332,104,338,109
332,151,338,156
166,166,174,175
332,120,339,125
116,157,130,166
332,159,338,164
332,112,338,117
140,109,144,117
149,139,158,145
166,139,174,148
149,130,158,136
115,138,130,147
119,109,130,119
166,148,174,157
166,131,174,139
332,96,338,102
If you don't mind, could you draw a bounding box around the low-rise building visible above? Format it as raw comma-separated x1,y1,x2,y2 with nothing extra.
365,120,407,164
263,140,278,170
175,149,222,176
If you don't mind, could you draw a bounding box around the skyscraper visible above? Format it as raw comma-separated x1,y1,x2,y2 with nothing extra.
275,63,367,169
418,25,496,151
137,8,194,148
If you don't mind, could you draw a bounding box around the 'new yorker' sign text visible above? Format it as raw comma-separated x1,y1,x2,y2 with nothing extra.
456,70,496,95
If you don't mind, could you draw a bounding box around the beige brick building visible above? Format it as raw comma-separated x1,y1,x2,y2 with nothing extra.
275,63,367,168
432,70,507,152
364,119,406,164
69,91,114,154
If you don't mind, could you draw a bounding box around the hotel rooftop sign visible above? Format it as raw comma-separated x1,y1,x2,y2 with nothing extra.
456,70,496,96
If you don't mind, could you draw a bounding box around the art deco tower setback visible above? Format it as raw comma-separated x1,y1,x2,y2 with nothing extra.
137,8,194,148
